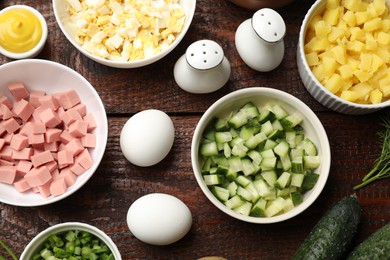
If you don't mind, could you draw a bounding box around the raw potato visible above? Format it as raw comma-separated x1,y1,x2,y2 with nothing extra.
305,0,390,104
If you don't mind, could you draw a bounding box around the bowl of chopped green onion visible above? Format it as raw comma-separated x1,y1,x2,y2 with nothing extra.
191,87,331,223
20,222,121,259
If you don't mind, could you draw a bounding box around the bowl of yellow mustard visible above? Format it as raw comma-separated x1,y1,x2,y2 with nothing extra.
0,5,48,59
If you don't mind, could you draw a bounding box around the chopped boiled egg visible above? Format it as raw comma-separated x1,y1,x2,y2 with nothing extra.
65,0,186,61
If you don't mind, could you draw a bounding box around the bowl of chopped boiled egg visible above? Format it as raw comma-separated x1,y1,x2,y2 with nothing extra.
191,87,331,224
297,0,390,114
52,0,196,68
0,59,108,207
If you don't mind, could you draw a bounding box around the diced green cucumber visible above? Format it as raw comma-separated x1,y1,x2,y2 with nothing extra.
214,112,232,131
247,150,262,166
291,156,304,173
236,186,253,202
241,158,257,176
274,171,291,190
210,186,230,202
258,108,275,124
267,129,285,140
303,155,321,169
290,148,304,160
272,104,288,120
260,149,275,158
223,142,231,158
200,141,219,157
226,181,238,197
245,182,260,203
261,120,274,136
264,197,286,217
244,132,267,150
231,141,249,157
260,157,277,170
290,191,303,205
301,172,319,192
273,140,290,158
228,156,242,173
280,154,292,171
261,170,277,187
253,178,272,197
236,175,251,187
298,138,318,156
290,173,305,188
233,201,252,216
203,174,224,186
271,119,284,131
280,112,303,129
215,131,233,144
225,169,237,181
225,195,245,209
250,198,267,217
283,197,295,212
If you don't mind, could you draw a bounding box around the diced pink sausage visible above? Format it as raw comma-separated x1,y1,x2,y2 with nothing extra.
0,124,6,136
38,95,59,111
50,178,67,197
32,122,46,134
83,113,97,132
37,179,52,197
16,160,32,176
14,178,31,192
39,108,61,128
45,128,61,143
28,133,44,146
0,95,12,109
0,146,13,160
81,133,96,148
24,166,52,187
43,141,58,152
76,149,93,170
19,121,33,137
62,109,82,126
69,162,86,176
60,168,77,186
0,104,13,120
0,139,5,150
59,130,74,144
31,150,54,167
12,148,33,160
0,159,14,166
10,134,29,151
57,90,81,110
7,82,29,101
68,120,88,138
12,99,34,122
69,103,87,117
28,90,46,108
64,139,84,156
58,150,74,167
0,166,17,184
2,118,20,134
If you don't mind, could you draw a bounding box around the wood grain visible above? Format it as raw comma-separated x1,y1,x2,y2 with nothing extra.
0,0,389,259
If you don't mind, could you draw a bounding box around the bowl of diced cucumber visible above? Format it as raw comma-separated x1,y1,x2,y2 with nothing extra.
297,0,390,115
191,87,331,223
21,222,121,259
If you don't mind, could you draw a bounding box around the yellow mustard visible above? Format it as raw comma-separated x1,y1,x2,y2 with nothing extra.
0,8,42,53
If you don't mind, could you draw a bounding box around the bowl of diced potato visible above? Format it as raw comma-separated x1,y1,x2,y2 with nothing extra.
297,0,390,114
52,0,196,68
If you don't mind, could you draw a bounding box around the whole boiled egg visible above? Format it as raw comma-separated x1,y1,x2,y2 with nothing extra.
127,193,192,245
120,109,175,167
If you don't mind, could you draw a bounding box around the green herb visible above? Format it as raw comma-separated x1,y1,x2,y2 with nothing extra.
354,114,390,190
0,239,18,260
32,230,114,260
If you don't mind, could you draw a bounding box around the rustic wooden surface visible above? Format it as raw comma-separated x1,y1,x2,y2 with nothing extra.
0,0,389,259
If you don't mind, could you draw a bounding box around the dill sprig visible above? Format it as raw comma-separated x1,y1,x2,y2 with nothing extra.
0,239,17,260
354,113,390,190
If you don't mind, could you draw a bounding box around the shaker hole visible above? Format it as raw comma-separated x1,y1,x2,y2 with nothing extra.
215,51,218,54
203,51,206,55
203,60,207,63
202,43,206,46
274,32,277,36
261,13,264,16
268,21,271,25
191,53,194,56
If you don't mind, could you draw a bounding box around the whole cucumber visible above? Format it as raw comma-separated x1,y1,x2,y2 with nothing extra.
291,194,361,260
346,222,390,260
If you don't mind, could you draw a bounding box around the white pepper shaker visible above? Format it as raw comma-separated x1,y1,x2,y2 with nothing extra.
235,8,286,72
174,39,231,94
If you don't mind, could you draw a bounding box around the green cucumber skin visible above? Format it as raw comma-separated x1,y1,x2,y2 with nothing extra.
346,222,390,260
292,195,361,260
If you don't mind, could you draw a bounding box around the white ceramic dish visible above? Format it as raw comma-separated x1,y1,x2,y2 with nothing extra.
0,59,108,207
297,0,390,115
191,87,331,224
52,0,196,68
20,222,121,260
0,5,48,59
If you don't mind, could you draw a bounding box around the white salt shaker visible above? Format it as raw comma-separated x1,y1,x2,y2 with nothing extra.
235,8,286,72
174,39,231,94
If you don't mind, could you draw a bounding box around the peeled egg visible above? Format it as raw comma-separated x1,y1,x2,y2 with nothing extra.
120,109,175,167
126,193,192,245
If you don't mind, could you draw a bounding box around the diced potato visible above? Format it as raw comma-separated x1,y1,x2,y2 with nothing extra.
328,26,346,42
351,82,373,100
359,53,372,72
350,27,365,41
355,11,370,25
342,0,362,12
323,7,342,25
346,40,365,53
377,31,390,45
327,0,342,9
314,20,331,38
371,54,384,73
322,56,338,74
373,0,387,15
325,73,344,93
353,69,372,82
338,64,354,79
364,17,382,31
305,52,319,66
369,89,383,103
312,64,330,82
330,45,347,64
312,37,331,51
342,10,356,26
374,47,390,63
340,90,360,101
365,33,378,50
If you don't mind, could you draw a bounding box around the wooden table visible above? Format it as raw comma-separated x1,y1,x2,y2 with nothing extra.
1,0,389,259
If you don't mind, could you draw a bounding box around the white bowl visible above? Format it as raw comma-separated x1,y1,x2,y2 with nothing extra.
297,0,390,115
0,59,108,206
0,5,48,59
52,0,196,68
20,222,121,259
191,87,331,224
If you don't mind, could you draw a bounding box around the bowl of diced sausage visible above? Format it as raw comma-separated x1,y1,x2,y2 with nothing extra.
0,59,108,206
